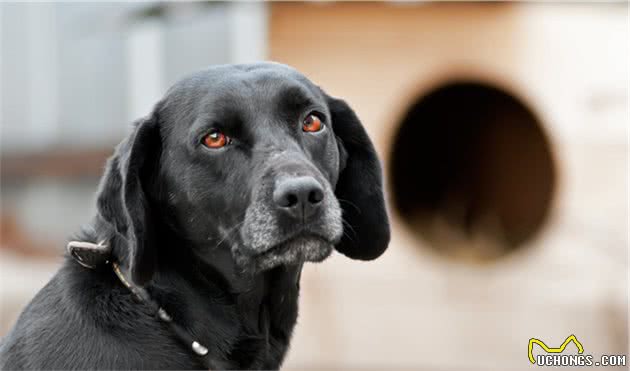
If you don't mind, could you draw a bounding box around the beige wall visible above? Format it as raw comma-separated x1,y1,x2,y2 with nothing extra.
270,3,628,370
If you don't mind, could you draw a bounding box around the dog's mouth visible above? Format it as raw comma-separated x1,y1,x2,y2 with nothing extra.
236,233,334,273
261,233,333,259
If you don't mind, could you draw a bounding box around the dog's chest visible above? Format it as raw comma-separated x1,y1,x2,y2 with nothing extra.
229,268,301,369
163,265,302,369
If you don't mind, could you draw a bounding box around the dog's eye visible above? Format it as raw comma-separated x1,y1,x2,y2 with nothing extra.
202,130,230,149
303,113,324,133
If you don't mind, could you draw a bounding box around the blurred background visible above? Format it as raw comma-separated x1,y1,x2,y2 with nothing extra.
1,2,628,370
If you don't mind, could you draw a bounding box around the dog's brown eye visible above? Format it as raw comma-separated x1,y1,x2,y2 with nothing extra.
303,114,323,133
203,131,229,148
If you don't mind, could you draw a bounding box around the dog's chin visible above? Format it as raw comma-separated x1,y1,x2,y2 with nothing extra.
239,236,334,273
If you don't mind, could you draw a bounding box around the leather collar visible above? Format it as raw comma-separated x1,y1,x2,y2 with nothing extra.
66,240,216,369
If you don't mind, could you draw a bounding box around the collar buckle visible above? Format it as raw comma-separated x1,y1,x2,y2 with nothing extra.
67,240,111,269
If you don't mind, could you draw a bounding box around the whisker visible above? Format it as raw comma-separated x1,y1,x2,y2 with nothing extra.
338,198,361,214
341,217,356,234
342,229,355,243
215,214,247,249
341,218,356,242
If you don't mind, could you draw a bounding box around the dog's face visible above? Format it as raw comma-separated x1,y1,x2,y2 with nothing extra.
158,64,343,272
96,63,390,284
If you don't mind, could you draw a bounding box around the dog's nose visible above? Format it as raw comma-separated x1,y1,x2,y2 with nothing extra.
273,176,324,220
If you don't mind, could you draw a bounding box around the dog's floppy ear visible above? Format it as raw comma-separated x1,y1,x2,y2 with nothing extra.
327,95,390,260
95,111,161,285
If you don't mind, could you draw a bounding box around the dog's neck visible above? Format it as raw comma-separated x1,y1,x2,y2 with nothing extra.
72,221,302,368
190,243,264,294
153,226,302,320
128,229,302,368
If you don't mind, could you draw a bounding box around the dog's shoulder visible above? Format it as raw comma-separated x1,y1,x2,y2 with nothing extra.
0,264,73,369
0,257,197,370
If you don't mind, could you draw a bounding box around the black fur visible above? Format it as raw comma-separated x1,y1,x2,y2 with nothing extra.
0,62,389,370
329,97,390,260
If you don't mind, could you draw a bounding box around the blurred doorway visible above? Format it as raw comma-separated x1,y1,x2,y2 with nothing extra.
390,82,556,261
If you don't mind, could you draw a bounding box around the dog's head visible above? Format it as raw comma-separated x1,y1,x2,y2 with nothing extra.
95,63,389,284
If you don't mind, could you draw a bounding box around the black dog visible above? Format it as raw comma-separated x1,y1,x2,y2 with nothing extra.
0,62,389,370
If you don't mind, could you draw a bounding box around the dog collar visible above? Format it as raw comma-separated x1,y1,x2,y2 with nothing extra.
66,240,214,369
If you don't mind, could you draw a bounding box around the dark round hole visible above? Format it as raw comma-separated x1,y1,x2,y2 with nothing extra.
286,194,299,207
390,81,556,261
309,189,324,204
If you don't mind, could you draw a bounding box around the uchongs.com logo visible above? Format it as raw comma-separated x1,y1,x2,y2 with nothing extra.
528,335,627,367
